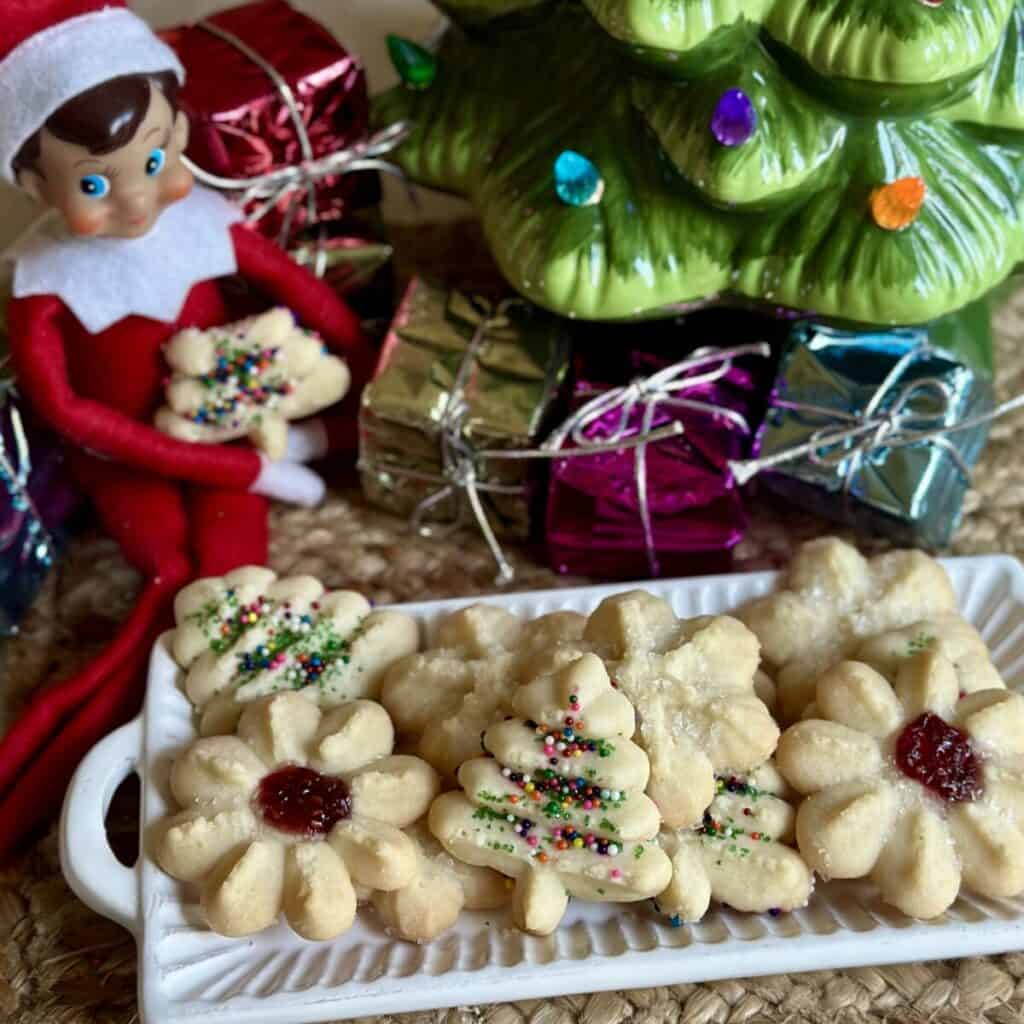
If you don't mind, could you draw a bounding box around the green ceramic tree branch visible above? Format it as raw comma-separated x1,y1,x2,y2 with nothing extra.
375,0,1024,338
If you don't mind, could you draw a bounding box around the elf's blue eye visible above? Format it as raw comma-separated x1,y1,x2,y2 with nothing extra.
145,148,166,177
79,174,110,198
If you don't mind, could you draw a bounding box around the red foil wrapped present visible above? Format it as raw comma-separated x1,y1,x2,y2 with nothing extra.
162,0,376,247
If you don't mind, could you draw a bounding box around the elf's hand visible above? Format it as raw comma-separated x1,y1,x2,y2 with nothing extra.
284,419,329,464
250,454,325,507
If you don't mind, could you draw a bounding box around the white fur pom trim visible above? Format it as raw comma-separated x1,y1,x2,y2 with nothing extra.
0,7,185,183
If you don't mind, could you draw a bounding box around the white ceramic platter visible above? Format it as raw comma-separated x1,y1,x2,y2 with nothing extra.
60,557,1024,1024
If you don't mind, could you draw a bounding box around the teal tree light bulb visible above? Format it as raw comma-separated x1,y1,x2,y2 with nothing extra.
554,150,605,207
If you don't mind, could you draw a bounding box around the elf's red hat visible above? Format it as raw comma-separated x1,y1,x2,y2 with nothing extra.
0,1,184,183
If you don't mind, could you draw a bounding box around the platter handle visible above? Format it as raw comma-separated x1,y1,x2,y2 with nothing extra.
60,716,143,932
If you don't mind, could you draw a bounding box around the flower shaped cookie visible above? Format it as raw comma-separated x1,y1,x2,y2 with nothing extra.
584,591,779,829
777,654,1024,919
157,693,439,939
382,603,589,779
156,307,350,460
430,654,672,935
854,615,1005,697
173,566,419,735
740,537,958,723
369,822,511,943
657,763,813,923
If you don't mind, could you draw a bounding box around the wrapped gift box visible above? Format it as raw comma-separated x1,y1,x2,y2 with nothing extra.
359,279,571,540
0,379,79,636
546,314,778,579
162,0,378,248
754,323,995,548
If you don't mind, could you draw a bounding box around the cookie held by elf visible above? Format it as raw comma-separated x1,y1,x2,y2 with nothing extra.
0,0,374,857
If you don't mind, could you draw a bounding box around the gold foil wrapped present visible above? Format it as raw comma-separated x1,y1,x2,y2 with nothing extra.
359,278,570,538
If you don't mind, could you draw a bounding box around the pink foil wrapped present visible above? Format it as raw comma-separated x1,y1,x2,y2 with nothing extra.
546,331,776,580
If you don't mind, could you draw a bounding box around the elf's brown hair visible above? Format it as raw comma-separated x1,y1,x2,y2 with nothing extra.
12,72,180,181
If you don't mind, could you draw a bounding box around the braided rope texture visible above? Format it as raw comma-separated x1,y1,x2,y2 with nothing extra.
2,286,1024,1024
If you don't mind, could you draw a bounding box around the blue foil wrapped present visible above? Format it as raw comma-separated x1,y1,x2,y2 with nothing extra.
0,378,78,636
750,324,995,549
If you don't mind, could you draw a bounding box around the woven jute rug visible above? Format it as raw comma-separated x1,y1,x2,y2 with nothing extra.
3,281,1024,1024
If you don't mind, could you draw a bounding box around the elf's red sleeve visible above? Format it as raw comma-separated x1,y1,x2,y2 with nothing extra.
231,225,375,455
7,295,262,489
231,224,375,383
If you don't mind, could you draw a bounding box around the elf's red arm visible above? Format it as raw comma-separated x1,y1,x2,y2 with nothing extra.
7,295,262,489
231,224,376,384
231,225,376,454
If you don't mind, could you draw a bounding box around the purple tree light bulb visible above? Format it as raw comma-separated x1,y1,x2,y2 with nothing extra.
711,89,758,148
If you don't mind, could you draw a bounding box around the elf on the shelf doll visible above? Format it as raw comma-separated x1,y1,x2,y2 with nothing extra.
0,1,376,856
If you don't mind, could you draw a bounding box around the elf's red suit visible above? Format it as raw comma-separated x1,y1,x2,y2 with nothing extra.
0,221,372,853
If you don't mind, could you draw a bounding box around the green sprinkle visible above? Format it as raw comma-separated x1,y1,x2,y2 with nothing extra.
908,633,936,655
473,806,507,823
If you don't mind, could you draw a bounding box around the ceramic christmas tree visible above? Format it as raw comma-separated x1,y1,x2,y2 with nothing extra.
377,1,1024,361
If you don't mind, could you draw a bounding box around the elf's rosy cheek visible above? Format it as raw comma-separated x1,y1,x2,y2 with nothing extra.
163,166,193,204
67,207,106,237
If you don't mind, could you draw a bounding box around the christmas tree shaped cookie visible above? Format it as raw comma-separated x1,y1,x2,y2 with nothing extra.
156,307,350,460
657,763,813,924
172,566,419,735
429,653,672,935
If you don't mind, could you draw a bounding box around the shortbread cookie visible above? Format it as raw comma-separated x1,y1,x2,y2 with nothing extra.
156,307,350,460
740,538,958,723
855,615,1005,697
173,567,419,734
157,693,440,940
656,763,813,923
381,604,589,779
429,654,672,935
776,655,1024,919
370,822,511,942
584,592,778,830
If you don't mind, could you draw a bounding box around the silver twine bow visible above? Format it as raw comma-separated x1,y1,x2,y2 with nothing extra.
0,367,55,588
185,20,413,275
729,343,1024,493
381,325,770,584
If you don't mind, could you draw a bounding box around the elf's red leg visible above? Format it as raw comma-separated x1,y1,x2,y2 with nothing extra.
188,487,270,576
0,637,152,852
0,459,192,852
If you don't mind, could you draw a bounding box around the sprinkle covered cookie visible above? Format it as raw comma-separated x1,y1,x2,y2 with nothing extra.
656,763,813,924
155,307,350,460
429,654,671,935
172,567,418,734
156,693,440,940
740,537,958,723
776,654,1024,918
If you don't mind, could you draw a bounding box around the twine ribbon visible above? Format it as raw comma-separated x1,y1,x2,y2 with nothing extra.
363,306,770,583
0,369,55,574
729,344,1024,495
184,20,413,276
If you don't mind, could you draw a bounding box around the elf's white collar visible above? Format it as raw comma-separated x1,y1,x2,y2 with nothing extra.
7,185,242,334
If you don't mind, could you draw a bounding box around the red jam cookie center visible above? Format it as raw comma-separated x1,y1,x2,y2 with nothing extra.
256,765,352,837
895,712,982,803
